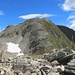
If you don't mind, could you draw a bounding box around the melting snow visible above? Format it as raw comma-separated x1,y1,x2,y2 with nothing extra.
17,53,24,56
6,42,21,53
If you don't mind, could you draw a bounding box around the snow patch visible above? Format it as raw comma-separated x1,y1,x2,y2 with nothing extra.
6,42,21,53
17,53,24,56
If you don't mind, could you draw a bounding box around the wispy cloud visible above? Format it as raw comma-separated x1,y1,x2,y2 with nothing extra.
67,13,75,20
18,13,55,19
0,10,4,16
67,15,75,20
67,12,75,30
62,0,75,11
69,20,75,30
60,0,75,30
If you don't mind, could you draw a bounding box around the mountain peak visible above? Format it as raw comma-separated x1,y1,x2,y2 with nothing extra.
0,18,74,55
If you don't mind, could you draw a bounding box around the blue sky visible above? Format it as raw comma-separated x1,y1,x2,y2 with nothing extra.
0,0,75,30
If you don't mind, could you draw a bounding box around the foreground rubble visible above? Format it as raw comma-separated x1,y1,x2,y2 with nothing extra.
0,48,75,75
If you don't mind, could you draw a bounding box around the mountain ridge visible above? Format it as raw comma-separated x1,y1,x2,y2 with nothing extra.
58,25,75,44
0,18,74,55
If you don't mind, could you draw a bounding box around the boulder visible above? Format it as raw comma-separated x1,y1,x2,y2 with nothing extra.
46,48,74,63
48,72,60,75
24,70,32,75
51,60,59,66
64,58,75,74
58,53,75,64
30,60,40,67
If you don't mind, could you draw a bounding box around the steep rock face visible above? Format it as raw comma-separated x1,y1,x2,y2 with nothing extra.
58,26,75,43
19,20,49,54
19,18,72,55
0,18,74,55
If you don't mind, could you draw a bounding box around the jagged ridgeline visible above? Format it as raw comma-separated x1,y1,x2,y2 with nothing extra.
0,18,74,55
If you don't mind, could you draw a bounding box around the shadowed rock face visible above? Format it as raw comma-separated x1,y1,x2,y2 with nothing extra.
0,18,74,55
57,25,75,43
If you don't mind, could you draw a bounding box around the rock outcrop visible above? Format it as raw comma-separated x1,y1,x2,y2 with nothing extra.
0,48,75,75
43,48,75,75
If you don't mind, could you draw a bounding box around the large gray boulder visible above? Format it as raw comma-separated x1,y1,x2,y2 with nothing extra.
64,58,75,74
45,48,74,64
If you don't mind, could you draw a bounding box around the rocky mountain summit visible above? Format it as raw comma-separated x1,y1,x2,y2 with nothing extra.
0,18,74,55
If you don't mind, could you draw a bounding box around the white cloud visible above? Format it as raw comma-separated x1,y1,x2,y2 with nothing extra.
67,15,75,20
61,0,75,30
6,42,21,53
62,0,75,11
67,13,75,20
67,13,75,30
69,20,75,30
0,10,4,16
18,14,55,19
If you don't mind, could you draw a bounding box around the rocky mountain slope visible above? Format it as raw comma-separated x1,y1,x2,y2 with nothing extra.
58,25,75,43
0,18,74,55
